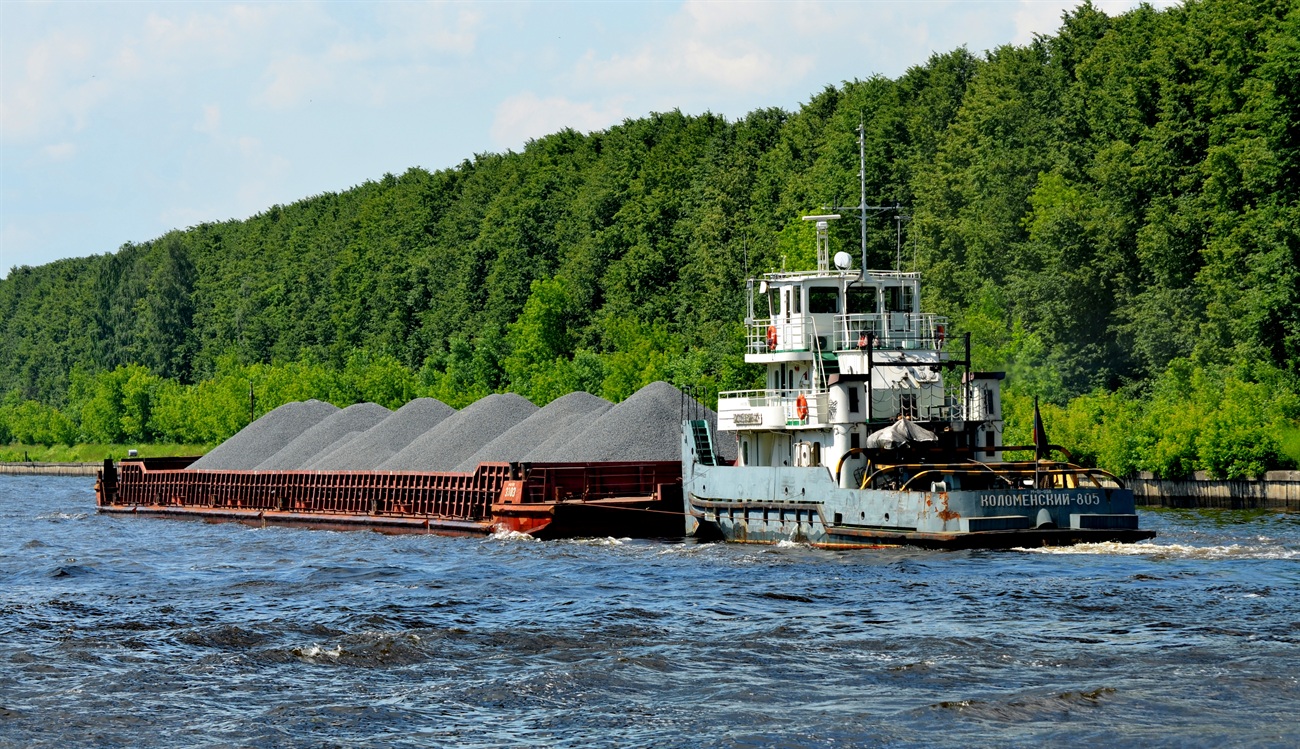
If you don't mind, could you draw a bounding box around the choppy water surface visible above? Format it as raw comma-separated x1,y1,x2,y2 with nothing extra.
2,476,1298,748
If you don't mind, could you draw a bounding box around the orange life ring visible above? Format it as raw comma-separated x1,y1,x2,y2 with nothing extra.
796,393,809,421
766,325,778,350
857,333,869,350
936,324,946,347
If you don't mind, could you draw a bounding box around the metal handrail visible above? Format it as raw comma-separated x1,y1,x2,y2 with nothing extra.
857,461,1126,492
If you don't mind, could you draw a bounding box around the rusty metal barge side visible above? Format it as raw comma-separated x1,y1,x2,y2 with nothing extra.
96,457,683,540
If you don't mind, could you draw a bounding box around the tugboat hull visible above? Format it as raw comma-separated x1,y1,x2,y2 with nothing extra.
683,436,1153,549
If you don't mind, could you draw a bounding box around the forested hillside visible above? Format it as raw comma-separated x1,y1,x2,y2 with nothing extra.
2,0,1298,477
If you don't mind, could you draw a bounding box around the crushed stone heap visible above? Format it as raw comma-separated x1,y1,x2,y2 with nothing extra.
522,410,598,461
305,397,456,471
542,381,734,463
378,393,538,472
256,402,392,470
188,400,339,470
453,391,612,471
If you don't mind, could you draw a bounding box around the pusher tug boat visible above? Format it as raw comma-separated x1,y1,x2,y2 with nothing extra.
680,207,1154,549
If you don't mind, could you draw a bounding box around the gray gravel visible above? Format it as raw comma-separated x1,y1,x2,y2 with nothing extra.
378,393,538,472
544,381,735,462
256,402,393,470
520,411,596,461
188,400,339,470
305,430,364,469
189,385,732,473
304,397,456,470
453,391,612,471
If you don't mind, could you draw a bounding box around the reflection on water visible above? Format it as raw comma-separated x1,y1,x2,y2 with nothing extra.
1,476,1298,748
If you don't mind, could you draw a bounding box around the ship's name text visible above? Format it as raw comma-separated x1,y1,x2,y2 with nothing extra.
978,492,1102,507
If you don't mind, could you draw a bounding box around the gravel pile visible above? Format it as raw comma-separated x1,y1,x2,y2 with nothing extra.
453,392,612,471
256,402,392,470
521,411,597,461
304,397,456,471
305,430,364,470
543,381,735,463
188,400,339,470
378,393,538,472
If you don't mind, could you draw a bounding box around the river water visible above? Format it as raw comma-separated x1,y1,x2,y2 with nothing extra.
1,475,1297,748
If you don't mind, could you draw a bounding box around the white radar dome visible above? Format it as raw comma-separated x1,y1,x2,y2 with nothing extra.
833,251,852,270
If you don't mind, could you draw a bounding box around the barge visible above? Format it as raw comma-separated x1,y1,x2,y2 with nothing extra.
96,457,683,539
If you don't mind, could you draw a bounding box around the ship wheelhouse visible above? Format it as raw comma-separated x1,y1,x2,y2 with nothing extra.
715,220,1005,488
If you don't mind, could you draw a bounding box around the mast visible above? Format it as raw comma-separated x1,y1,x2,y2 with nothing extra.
859,121,867,280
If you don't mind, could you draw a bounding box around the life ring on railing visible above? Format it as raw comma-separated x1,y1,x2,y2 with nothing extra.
766,325,778,351
857,333,869,350
795,393,809,421
935,324,946,348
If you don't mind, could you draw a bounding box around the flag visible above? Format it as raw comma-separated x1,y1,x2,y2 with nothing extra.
1032,397,1049,461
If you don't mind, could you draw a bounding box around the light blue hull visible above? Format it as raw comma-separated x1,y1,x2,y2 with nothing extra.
681,428,1152,549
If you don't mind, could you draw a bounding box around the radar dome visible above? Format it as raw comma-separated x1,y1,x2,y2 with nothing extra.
833,251,852,270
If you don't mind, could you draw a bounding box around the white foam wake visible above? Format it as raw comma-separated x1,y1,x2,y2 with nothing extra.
1017,541,1300,560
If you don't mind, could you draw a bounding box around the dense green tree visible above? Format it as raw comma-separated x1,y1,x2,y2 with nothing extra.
1,0,1297,475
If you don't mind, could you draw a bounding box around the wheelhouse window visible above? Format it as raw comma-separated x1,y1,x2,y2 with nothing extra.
884,285,916,314
808,287,839,314
884,286,907,313
847,288,877,314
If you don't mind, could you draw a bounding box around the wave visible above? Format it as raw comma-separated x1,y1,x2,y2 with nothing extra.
1016,541,1300,560
487,529,537,542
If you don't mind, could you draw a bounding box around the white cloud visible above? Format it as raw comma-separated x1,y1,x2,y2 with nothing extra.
0,4,288,142
1,31,110,139
257,54,336,110
1012,1,1074,45
195,105,222,137
576,0,817,96
375,4,484,57
490,93,627,150
42,142,77,161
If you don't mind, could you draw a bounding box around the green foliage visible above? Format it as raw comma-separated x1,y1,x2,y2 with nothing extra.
0,442,210,463
0,391,77,446
503,278,579,403
0,0,1296,471
1023,360,1300,479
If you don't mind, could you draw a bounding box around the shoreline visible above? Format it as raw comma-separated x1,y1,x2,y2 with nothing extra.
0,462,102,476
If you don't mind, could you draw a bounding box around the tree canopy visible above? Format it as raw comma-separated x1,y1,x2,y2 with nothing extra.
2,0,1298,477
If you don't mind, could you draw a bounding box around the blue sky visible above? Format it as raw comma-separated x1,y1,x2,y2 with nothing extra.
0,1,1173,276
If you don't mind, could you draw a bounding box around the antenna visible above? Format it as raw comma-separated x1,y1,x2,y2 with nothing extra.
894,213,912,270
826,118,902,277
896,215,902,272
860,120,867,272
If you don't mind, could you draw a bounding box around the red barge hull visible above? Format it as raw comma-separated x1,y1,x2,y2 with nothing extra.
96,457,684,540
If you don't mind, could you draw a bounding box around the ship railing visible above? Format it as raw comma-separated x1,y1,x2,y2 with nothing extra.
756,270,921,283
718,388,828,427
857,460,1127,492
833,313,950,351
745,317,820,354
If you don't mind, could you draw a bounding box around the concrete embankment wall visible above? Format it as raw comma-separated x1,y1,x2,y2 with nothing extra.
1131,470,1300,511
0,462,101,477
